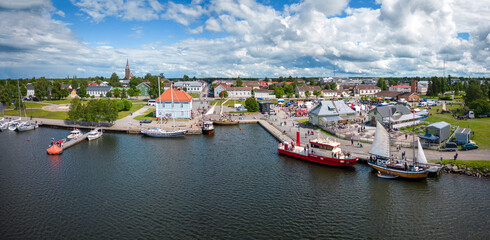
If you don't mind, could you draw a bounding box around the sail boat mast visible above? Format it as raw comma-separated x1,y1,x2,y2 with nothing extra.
157,76,162,129
17,80,22,120
412,104,416,164
171,82,176,130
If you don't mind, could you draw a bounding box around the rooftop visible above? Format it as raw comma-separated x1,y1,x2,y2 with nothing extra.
156,88,193,102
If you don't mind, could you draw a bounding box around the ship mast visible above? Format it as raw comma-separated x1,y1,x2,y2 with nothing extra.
157,76,162,129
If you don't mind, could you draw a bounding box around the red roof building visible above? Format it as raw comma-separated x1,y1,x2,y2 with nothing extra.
156,88,193,102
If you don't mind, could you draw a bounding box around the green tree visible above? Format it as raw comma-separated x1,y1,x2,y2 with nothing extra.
128,88,135,97
305,90,311,98
122,99,132,111
464,79,484,105
114,88,120,98
244,98,259,112
330,82,337,90
78,85,87,98
121,88,127,99
183,75,190,81
376,78,387,91
106,91,112,98
34,77,49,100
313,89,321,98
468,99,490,115
71,79,79,90
236,77,243,87
51,81,62,99
20,85,27,97
274,87,285,98
110,72,120,87
388,79,396,86
68,97,83,120
324,84,330,90
264,77,269,82
220,90,228,98
0,85,12,107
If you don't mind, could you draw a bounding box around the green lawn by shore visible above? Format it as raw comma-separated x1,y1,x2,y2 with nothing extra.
133,109,157,121
117,103,146,119
423,102,490,149
3,109,68,120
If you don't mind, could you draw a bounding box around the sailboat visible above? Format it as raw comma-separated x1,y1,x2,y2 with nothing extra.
141,79,186,137
14,80,38,132
367,121,429,179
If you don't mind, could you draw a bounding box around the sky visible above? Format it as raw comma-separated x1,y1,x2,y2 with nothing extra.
0,0,489,79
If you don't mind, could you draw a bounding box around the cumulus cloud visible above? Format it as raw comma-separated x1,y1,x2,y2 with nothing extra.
0,0,489,78
162,1,205,26
71,0,162,22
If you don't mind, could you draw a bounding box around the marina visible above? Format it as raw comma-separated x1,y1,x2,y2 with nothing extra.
0,125,488,239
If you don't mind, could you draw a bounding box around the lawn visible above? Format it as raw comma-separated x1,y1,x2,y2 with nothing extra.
210,99,246,107
424,102,490,149
189,93,200,98
117,103,146,119
134,109,157,121
3,109,68,120
429,159,490,171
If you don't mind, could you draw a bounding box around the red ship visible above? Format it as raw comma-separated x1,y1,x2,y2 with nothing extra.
277,132,357,167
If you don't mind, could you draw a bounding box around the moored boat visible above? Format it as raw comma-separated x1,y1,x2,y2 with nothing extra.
46,138,65,155
202,121,215,134
0,118,7,131
87,128,103,141
67,128,82,139
141,128,186,137
16,121,38,132
8,119,20,131
367,121,429,179
376,171,399,179
278,132,357,167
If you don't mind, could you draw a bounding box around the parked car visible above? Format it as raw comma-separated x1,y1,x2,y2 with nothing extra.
140,119,152,124
462,143,479,150
444,142,458,151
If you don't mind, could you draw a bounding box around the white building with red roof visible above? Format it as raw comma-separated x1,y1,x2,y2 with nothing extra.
155,88,193,119
389,84,411,92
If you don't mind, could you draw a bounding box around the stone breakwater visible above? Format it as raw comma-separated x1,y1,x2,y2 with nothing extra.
439,164,488,178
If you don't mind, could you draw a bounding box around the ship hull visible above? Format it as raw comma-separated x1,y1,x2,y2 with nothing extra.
278,148,357,167
368,162,429,179
202,129,215,134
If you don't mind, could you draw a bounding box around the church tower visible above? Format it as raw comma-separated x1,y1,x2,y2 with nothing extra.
125,59,132,80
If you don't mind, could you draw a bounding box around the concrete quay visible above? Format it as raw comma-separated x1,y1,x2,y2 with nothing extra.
62,133,89,150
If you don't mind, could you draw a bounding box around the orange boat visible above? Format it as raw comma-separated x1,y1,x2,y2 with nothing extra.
47,144,63,155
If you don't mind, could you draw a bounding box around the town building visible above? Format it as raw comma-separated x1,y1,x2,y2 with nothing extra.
87,82,98,87
125,59,134,80
100,81,110,86
389,84,411,92
309,100,357,126
421,121,450,143
136,82,150,97
321,90,338,99
214,84,252,98
242,81,261,89
368,105,421,128
174,81,203,93
295,86,322,98
454,128,473,145
86,86,112,97
375,91,420,102
354,85,381,96
254,89,274,99
418,81,429,95
27,85,35,97
155,88,193,119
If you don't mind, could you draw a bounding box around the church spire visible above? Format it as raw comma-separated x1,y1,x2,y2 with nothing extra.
125,59,131,80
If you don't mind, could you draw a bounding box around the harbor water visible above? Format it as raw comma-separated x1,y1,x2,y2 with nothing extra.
0,124,488,239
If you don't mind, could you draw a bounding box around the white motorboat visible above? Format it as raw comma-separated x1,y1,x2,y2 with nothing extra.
67,128,82,139
8,119,20,131
0,118,7,131
141,128,186,137
16,121,38,132
87,128,102,141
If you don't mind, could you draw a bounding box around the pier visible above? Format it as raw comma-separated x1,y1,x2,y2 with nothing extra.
257,120,293,143
62,133,89,150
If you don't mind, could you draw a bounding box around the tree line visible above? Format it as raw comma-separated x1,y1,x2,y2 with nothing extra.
67,97,132,123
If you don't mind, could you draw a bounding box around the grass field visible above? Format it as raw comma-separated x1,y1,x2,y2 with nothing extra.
117,103,146,119
429,159,490,171
3,109,68,120
133,109,157,120
189,93,200,98
422,102,490,149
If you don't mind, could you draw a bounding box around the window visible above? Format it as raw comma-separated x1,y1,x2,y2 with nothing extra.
181,103,183,108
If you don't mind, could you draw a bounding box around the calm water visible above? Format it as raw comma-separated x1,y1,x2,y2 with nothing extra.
0,125,488,239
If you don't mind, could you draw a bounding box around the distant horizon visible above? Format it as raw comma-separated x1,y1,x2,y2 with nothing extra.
0,0,488,79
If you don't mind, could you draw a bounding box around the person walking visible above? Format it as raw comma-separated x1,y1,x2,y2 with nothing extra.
351,139,354,145
454,151,458,162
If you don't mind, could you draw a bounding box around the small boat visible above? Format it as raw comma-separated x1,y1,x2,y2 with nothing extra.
213,119,239,125
16,121,38,132
67,129,82,139
141,128,186,137
376,171,399,179
202,121,215,134
0,119,7,132
46,138,65,155
8,119,20,131
87,128,103,141
278,132,357,167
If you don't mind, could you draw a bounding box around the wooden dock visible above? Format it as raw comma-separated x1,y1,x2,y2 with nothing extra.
62,133,89,150
257,120,293,143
